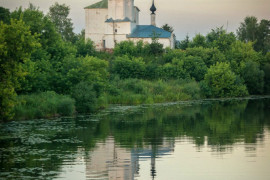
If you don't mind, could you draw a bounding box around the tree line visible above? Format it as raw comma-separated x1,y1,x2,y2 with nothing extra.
0,3,270,121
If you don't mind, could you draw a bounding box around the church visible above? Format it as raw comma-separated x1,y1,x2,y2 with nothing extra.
85,0,175,50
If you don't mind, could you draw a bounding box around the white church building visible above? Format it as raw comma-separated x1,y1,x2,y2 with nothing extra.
85,0,175,50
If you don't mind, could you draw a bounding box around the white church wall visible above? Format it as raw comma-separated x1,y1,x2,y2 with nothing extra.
104,34,128,49
125,0,134,21
105,22,132,35
85,8,108,49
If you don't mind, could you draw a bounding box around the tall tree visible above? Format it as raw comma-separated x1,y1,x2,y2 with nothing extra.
161,23,174,33
48,2,75,42
237,16,258,42
0,7,10,24
0,19,39,121
237,16,270,54
206,27,236,52
179,35,190,50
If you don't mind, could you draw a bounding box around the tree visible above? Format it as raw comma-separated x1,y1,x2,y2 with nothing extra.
147,31,164,55
0,7,10,24
237,16,270,54
202,62,248,98
237,16,258,42
48,2,75,42
66,56,109,95
189,34,207,48
10,4,77,94
161,23,174,33
206,27,236,52
241,61,264,94
256,19,270,54
112,55,146,79
182,56,208,81
0,19,39,121
179,35,190,50
227,41,262,74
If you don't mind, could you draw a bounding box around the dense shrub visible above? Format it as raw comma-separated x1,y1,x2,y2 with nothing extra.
71,82,97,113
163,49,186,63
112,56,146,79
181,56,208,81
202,62,248,98
241,61,264,94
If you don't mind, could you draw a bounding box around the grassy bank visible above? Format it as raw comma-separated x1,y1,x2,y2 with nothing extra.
13,79,202,120
107,78,201,105
14,91,75,120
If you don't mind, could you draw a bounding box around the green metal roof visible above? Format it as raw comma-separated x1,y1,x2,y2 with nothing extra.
85,0,108,9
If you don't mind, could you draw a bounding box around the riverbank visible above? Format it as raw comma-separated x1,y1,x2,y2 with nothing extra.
13,78,201,120
13,78,269,121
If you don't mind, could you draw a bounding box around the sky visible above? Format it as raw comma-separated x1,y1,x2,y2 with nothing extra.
1,0,270,40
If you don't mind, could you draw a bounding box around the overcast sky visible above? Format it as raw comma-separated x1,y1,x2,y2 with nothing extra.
1,0,270,40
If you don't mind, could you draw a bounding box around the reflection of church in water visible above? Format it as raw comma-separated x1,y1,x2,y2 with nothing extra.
85,137,174,179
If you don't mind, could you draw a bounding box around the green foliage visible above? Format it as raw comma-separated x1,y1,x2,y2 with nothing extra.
114,41,138,57
181,56,208,81
206,27,236,52
75,38,95,57
71,82,97,113
148,31,164,55
2,8,270,121
262,62,270,94
189,34,207,48
0,19,39,121
112,56,146,79
48,2,75,42
185,47,225,67
178,35,190,50
66,56,109,94
107,78,201,105
0,6,10,24
241,61,264,94
237,16,270,54
158,60,189,80
227,41,263,73
203,62,248,98
14,91,75,120
161,23,174,33
162,49,186,63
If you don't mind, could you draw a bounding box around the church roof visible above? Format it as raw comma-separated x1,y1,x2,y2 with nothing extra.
128,25,172,38
85,0,108,9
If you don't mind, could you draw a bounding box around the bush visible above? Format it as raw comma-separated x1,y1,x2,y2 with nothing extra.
57,97,75,116
163,49,186,64
71,82,97,113
181,56,208,81
112,55,146,79
241,61,264,94
203,62,248,98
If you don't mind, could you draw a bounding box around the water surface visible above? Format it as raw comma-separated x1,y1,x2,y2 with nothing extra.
1,98,270,179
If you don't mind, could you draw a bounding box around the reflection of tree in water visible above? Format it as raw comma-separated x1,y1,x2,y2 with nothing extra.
1,98,270,179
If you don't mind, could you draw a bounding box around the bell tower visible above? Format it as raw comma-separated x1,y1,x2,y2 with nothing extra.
108,0,134,20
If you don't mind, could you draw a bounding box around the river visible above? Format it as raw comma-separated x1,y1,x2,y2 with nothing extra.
1,97,270,180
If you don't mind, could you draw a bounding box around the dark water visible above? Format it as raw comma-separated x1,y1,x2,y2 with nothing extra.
1,98,270,180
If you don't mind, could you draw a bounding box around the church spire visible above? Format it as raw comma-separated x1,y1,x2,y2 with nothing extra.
150,0,156,26
150,0,157,14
